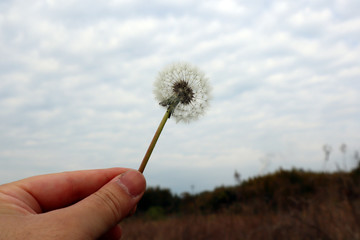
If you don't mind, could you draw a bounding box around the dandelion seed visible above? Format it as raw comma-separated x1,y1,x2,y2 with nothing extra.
138,62,212,173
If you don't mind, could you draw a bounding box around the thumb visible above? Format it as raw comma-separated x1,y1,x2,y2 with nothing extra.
62,170,146,239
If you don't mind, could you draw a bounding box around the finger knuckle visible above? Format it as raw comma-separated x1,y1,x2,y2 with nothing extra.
93,188,123,222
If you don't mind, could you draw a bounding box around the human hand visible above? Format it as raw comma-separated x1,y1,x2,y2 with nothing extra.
0,168,146,240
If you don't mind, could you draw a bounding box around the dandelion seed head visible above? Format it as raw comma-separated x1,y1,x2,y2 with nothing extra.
172,80,194,105
154,62,212,123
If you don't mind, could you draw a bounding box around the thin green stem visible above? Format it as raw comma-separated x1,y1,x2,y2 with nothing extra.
138,109,170,173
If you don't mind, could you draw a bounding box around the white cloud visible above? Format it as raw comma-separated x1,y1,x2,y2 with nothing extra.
0,0,360,193
289,8,332,27
201,0,247,16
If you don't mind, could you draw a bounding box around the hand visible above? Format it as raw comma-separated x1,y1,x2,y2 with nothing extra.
0,168,146,240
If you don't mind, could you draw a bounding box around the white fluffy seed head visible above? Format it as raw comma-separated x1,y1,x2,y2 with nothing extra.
153,62,212,123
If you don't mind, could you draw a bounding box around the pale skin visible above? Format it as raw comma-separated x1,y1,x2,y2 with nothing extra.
0,168,146,240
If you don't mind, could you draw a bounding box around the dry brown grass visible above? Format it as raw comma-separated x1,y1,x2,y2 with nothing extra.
121,198,360,240
122,167,360,239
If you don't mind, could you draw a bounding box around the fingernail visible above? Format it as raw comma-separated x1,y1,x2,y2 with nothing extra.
117,170,146,198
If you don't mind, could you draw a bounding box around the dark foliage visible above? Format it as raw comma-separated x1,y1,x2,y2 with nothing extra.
137,165,360,215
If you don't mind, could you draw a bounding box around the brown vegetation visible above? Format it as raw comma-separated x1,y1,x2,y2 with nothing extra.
121,165,360,240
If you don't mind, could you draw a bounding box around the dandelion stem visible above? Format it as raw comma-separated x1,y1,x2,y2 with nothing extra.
138,109,170,173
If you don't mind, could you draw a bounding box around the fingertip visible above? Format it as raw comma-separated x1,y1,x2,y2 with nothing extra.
56,169,146,239
116,170,146,198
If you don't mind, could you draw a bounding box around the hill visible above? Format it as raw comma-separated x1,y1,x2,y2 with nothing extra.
121,164,360,240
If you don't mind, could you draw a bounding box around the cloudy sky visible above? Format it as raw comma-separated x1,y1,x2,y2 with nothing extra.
1,0,359,194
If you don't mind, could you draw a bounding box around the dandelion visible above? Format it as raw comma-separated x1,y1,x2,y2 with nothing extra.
153,62,212,123
138,62,212,173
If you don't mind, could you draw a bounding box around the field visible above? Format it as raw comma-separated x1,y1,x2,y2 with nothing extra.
121,166,360,240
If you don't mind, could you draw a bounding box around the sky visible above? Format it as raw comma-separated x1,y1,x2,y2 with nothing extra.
1,0,360,194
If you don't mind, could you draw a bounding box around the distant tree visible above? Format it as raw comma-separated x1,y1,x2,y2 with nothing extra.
322,144,332,170
179,192,197,213
191,184,195,194
137,186,175,213
210,186,237,212
340,143,347,170
234,170,241,185
354,151,360,171
259,153,273,175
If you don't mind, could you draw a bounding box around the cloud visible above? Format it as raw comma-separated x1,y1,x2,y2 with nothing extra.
0,0,360,193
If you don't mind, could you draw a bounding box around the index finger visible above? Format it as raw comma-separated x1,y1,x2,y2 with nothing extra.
0,168,129,213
